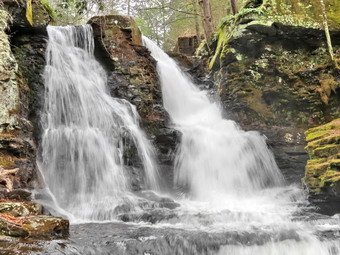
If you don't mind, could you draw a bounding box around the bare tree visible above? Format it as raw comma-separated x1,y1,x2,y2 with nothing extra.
193,0,201,43
198,0,214,44
320,0,338,68
230,0,238,15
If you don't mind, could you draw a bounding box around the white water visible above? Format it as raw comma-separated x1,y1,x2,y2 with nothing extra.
41,25,159,221
143,37,283,200
143,37,340,254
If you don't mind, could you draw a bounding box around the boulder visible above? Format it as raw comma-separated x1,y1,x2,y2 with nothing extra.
21,215,69,238
0,214,68,238
0,201,68,238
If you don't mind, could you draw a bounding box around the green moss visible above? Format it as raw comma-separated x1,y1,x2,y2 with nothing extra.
306,160,329,177
312,144,340,158
320,170,340,187
306,130,330,142
304,119,340,197
305,119,339,137
209,27,229,70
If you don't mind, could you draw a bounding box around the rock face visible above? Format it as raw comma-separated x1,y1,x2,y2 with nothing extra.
304,119,340,198
0,2,41,191
214,21,340,128
88,15,178,191
209,0,340,128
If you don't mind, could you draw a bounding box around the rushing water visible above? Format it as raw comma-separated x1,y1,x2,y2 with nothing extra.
143,37,340,254
28,25,340,254
40,25,159,221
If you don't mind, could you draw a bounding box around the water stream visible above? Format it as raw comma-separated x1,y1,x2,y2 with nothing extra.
40,25,159,222
142,37,340,254
19,26,340,254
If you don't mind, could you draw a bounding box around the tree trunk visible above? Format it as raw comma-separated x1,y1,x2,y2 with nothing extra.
193,0,201,43
320,0,338,68
230,0,238,15
198,0,214,44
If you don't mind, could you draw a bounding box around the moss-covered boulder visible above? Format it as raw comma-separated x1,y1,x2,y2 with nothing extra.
303,119,340,198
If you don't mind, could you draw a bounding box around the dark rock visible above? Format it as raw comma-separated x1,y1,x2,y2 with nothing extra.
1,189,32,201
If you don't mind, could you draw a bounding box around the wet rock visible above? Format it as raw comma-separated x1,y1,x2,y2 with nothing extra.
0,217,28,237
0,202,42,217
119,208,179,224
0,200,69,238
136,191,180,210
21,215,69,238
0,189,32,201
303,119,340,200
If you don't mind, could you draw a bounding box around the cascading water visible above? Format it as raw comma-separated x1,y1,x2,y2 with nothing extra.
143,37,340,254
40,25,159,221
143,37,282,200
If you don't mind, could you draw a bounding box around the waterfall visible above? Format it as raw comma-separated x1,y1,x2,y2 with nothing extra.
143,37,283,200
143,37,340,255
41,25,159,221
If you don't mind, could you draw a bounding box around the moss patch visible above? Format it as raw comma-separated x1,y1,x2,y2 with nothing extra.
303,119,340,197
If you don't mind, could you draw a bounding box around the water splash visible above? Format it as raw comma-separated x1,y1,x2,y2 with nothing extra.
41,25,159,221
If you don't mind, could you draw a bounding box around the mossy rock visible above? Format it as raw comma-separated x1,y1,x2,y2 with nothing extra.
0,214,69,238
88,15,142,45
0,218,28,237
311,144,340,158
0,202,42,217
26,0,55,26
303,119,340,198
22,215,69,238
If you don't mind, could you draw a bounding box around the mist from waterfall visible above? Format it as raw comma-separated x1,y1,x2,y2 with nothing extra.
41,25,159,221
